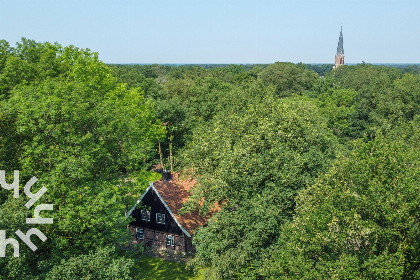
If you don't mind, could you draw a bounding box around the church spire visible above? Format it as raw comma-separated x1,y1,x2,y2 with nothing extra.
333,26,345,69
336,25,344,55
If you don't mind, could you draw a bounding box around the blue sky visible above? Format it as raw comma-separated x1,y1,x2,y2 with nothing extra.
1,0,419,64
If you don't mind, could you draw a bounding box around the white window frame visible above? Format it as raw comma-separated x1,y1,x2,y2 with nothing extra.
166,235,175,247
156,213,165,224
136,228,144,240
141,210,150,222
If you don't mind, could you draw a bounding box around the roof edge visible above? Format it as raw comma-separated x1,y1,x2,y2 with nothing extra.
151,183,192,238
125,182,153,218
125,181,192,238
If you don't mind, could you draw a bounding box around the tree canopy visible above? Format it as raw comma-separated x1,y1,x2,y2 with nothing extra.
0,39,164,279
110,61,419,280
1,37,419,279
263,135,419,280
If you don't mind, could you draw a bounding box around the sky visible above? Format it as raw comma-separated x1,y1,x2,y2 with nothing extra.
1,0,419,64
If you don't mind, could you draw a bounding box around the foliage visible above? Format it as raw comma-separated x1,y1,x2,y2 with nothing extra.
263,136,420,279
328,64,402,138
0,196,47,280
0,39,164,279
2,40,419,279
108,64,163,98
258,62,319,97
181,94,339,278
371,73,420,133
111,62,420,279
303,63,333,76
46,247,133,280
316,88,358,142
155,76,236,158
330,63,401,93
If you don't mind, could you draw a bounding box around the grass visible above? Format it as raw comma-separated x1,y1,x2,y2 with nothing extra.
132,255,205,280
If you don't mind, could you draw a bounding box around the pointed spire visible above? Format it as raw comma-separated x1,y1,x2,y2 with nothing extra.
336,26,344,55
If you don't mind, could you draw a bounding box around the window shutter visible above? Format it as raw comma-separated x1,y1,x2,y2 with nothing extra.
166,235,174,246
136,228,144,240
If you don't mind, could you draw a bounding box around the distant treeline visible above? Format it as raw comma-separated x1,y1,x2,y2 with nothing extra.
108,63,420,77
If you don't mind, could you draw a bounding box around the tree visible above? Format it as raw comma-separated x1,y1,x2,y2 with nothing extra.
258,62,319,97
328,64,402,138
182,94,339,279
263,136,420,279
371,73,420,134
0,39,164,279
46,247,133,280
316,88,358,142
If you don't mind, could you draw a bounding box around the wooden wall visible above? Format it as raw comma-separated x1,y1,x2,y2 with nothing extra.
129,188,185,236
129,226,192,253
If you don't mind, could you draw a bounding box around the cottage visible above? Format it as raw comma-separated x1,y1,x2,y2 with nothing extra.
126,171,207,253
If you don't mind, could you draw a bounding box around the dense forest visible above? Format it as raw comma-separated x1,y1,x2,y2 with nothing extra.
0,39,419,279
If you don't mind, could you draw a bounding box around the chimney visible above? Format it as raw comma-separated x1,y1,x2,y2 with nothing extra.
162,170,172,181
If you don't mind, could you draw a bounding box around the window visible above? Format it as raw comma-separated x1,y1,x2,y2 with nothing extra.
166,235,174,247
136,228,144,240
141,210,150,222
156,213,165,224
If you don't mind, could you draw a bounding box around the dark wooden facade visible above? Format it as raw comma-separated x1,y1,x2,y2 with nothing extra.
128,227,193,252
128,185,193,253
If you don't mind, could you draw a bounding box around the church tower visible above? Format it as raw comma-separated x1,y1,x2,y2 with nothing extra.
333,26,344,69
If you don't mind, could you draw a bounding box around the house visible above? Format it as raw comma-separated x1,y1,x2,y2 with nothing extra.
126,171,207,253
